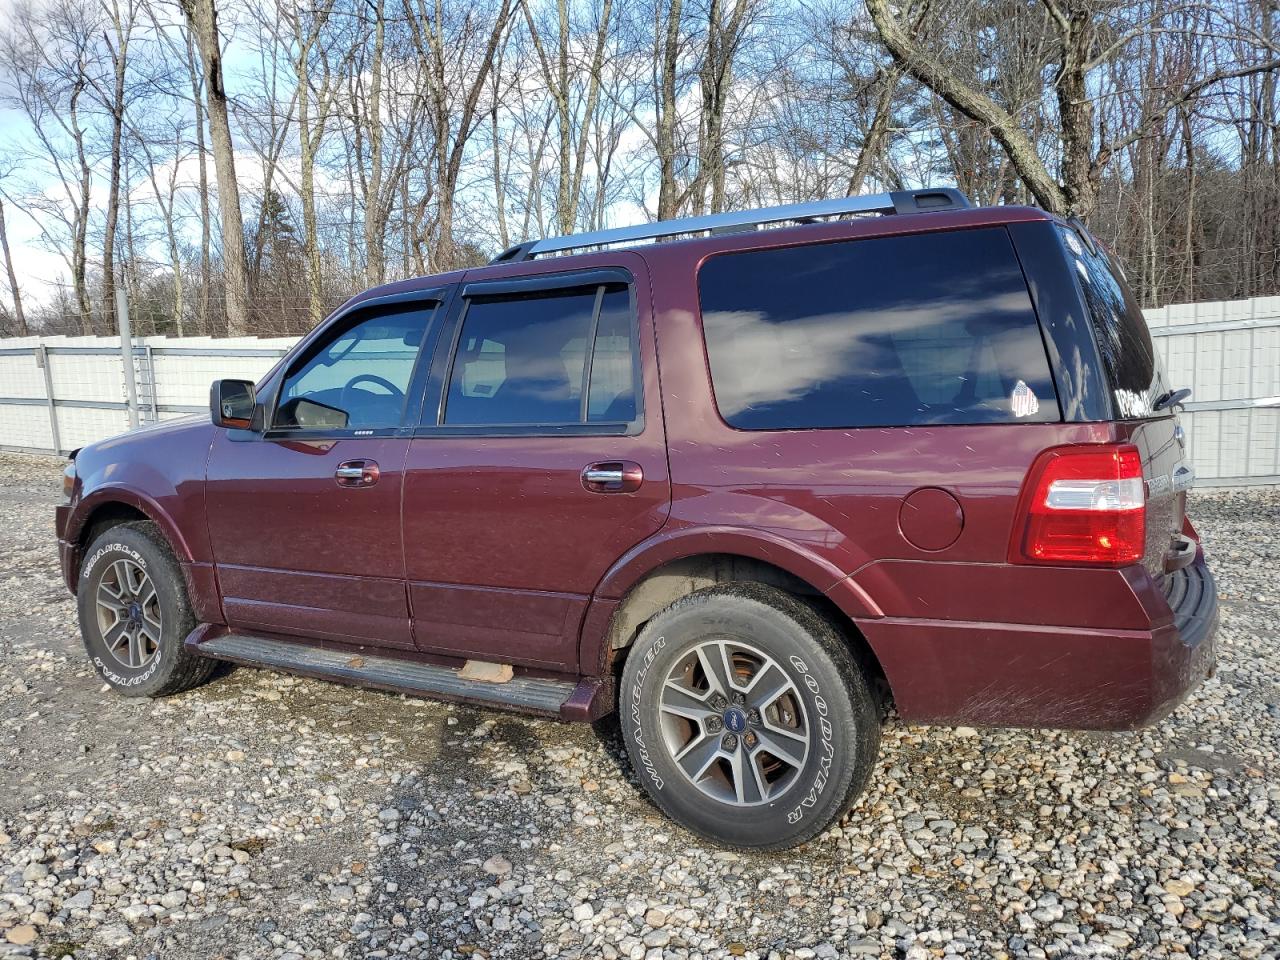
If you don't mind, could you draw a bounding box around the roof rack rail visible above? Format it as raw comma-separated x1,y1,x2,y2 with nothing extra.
488,187,970,264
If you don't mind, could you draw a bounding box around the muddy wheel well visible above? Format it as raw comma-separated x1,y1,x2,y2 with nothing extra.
80,502,150,551
602,553,890,707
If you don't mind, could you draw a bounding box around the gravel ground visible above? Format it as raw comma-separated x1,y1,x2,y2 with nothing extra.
0,451,1277,960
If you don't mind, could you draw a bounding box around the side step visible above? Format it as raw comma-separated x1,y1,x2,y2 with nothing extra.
193,633,603,719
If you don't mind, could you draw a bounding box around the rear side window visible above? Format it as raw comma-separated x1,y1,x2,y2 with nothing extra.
698,228,1059,429
442,286,637,427
1059,226,1169,418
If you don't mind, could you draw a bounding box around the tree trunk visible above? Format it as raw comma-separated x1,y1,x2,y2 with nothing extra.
181,0,250,336
847,68,898,196
364,0,386,285
489,99,510,249
1181,106,1196,302
692,0,750,214
0,200,28,336
1052,4,1098,218
554,0,575,233
403,0,512,270
183,24,212,335
101,12,129,335
656,0,684,219
296,47,324,326
69,81,94,334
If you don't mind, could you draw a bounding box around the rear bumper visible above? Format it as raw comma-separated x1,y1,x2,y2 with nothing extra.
856,556,1218,730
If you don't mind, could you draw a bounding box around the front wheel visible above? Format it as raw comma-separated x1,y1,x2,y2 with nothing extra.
619,583,881,850
77,521,216,697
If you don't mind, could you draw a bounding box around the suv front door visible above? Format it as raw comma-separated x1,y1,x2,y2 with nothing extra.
402,263,670,671
205,293,442,650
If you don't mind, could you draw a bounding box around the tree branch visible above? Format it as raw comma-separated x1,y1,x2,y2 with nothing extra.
1097,58,1280,167
865,0,1069,212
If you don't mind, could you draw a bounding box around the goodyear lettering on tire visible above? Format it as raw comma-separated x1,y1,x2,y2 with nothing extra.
786,654,834,824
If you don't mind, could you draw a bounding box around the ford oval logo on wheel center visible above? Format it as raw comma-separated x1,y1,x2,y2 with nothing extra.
723,707,748,733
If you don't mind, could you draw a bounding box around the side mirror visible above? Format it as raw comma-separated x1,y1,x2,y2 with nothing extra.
211,379,257,430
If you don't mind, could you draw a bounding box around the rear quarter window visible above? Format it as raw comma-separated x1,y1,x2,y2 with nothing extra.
697,227,1059,429
1058,226,1170,418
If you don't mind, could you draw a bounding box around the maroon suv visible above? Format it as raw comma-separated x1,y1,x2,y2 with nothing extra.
55,189,1217,849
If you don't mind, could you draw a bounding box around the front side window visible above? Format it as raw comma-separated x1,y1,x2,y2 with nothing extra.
442,285,637,427
697,227,1059,429
275,303,432,430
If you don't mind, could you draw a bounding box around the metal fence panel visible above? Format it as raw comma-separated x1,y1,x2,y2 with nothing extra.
1145,295,1280,486
0,334,292,456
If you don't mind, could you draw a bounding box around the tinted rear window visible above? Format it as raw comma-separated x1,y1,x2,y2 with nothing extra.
698,228,1058,429
1059,226,1169,418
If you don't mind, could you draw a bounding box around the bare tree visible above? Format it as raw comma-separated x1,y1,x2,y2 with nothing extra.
521,0,616,233
403,0,515,270
867,0,1280,218
179,0,251,335
1,0,102,333
355,0,388,284
278,0,341,324
0,196,27,335
180,17,213,333
688,0,757,214
95,0,141,333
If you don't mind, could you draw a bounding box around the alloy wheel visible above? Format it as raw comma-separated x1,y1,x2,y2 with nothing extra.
95,558,162,669
658,638,810,806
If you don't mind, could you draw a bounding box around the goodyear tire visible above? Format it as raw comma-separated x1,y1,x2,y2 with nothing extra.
77,521,216,698
620,583,881,850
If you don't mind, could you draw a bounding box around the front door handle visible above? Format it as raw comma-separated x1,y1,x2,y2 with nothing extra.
582,460,643,493
335,459,380,487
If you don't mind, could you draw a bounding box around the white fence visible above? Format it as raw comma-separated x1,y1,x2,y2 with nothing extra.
0,334,296,455
0,295,1278,485
1146,297,1280,486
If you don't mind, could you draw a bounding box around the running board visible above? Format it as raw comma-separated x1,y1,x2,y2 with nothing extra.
192,632,610,720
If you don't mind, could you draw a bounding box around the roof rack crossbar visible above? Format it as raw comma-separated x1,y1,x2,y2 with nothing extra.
488,188,970,264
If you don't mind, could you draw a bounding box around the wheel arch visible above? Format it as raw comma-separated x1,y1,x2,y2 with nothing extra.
584,545,890,708
70,488,193,574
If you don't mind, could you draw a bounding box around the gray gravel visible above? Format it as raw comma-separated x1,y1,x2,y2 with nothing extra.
0,451,1277,960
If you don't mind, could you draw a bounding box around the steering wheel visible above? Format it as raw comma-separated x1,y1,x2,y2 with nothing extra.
340,374,404,423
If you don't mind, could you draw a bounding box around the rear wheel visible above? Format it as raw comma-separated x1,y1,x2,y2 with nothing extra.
77,521,216,697
619,583,881,850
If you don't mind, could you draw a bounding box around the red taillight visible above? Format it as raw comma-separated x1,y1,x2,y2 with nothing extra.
1011,444,1146,567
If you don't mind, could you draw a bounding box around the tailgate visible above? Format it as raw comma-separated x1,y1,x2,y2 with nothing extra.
1120,416,1195,579
1059,223,1195,579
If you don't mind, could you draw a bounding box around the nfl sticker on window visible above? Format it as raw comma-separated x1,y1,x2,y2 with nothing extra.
1011,379,1039,417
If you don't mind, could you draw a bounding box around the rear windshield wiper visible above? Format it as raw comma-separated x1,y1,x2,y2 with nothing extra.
1153,387,1192,411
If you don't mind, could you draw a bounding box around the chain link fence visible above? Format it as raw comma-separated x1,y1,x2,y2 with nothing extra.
1,295,1277,486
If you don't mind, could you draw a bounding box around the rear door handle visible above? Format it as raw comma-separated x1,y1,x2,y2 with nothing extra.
582,460,643,493
335,459,380,487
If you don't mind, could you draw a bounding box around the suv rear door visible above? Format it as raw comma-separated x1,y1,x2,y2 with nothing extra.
402,260,669,671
